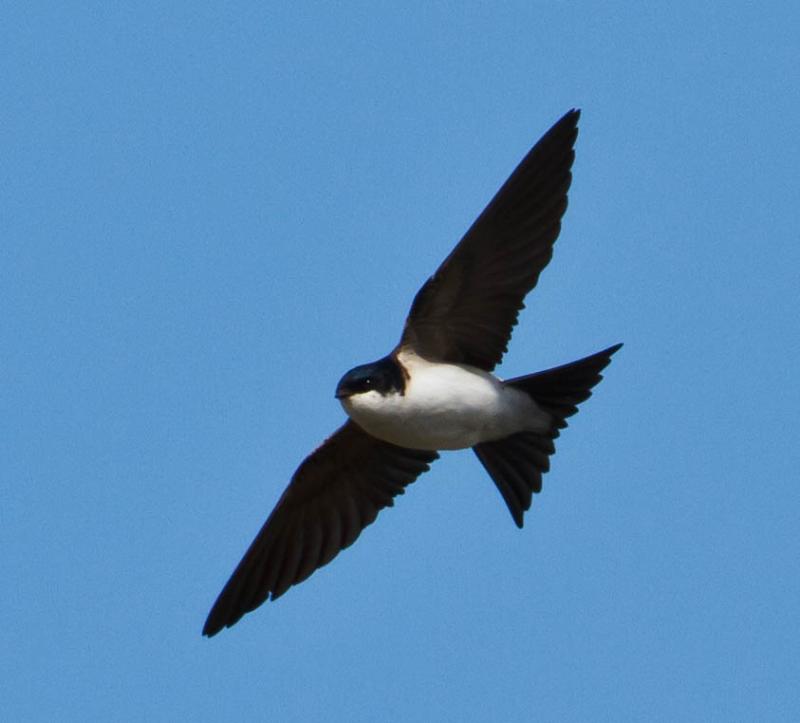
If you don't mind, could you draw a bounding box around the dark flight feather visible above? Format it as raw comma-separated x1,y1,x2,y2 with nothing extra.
398,109,580,370
203,421,438,636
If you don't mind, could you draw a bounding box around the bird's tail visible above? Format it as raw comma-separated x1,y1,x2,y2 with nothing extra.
472,343,622,527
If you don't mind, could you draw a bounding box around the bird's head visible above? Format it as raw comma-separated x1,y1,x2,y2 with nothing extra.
335,355,406,400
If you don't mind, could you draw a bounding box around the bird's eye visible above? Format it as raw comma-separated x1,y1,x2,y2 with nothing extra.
364,378,372,387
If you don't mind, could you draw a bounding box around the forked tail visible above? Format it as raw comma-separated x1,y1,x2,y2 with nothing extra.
473,343,622,527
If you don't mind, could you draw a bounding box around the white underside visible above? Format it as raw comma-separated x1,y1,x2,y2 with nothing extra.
339,351,551,450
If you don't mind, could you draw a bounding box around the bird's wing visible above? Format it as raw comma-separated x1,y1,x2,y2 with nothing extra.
203,421,438,636
397,109,579,371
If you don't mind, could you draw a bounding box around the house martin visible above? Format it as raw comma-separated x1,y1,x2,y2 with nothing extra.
203,109,621,636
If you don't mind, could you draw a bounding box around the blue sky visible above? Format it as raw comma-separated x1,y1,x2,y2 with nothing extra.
3,2,799,720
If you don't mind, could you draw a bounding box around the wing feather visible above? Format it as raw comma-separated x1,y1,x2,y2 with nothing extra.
397,110,580,370
203,421,438,636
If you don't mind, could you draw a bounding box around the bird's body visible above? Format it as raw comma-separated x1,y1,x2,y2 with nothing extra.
203,109,622,637
341,351,549,451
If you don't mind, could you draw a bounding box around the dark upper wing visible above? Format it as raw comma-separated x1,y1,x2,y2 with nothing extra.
202,421,438,636
397,109,580,371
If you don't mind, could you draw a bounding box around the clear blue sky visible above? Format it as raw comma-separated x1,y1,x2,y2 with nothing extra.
3,3,799,721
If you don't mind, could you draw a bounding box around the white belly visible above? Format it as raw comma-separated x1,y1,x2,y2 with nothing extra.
340,355,548,450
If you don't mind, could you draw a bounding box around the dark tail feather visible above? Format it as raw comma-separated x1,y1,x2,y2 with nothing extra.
473,432,552,528
473,343,622,527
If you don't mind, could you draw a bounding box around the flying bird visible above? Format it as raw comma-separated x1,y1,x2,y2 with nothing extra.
203,109,621,636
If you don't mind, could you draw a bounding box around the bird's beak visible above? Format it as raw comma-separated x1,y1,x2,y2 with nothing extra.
335,381,352,399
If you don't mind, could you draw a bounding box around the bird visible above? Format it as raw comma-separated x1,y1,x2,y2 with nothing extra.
203,108,621,637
